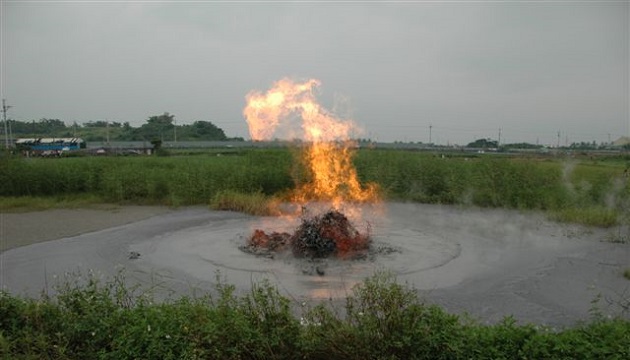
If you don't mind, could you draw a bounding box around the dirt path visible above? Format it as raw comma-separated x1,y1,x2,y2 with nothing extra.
1,206,172,252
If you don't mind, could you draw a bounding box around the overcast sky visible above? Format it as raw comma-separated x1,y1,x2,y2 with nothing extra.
2,1,628,145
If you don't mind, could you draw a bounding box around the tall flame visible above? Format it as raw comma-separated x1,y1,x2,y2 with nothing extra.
243,78,379,208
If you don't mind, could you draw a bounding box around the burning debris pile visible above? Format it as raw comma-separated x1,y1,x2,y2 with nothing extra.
240,78,383,266
241,210,371,259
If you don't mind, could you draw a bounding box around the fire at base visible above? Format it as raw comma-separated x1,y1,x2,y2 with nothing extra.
241,209,371,259
241,78,380,261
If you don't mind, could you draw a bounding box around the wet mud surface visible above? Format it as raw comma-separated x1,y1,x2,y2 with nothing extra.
1,203,628,326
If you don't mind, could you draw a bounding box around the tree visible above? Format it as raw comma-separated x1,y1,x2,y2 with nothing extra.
178,120,227,140
84,121,121,128
9,118,69,136
150,139,162,150
8,115,235,142
502,142,542,150
147,113,174,127
139,112,175,141
467,138,498,148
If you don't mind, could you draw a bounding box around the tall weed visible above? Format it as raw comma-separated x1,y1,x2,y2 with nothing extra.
3,149,630,227
1,272,629,359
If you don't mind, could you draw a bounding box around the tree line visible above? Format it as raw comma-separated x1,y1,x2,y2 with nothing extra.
5,113,243,142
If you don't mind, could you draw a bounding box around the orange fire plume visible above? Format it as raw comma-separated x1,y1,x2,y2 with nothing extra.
243,78,379,208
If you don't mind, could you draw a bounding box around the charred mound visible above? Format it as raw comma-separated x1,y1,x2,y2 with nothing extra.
241,210,371,259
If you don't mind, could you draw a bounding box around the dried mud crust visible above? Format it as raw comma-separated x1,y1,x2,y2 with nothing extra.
1,206,172,252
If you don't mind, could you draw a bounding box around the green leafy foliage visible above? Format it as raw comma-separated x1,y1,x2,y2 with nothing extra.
7,115,232,142
467,138,499,148
1,272,628,359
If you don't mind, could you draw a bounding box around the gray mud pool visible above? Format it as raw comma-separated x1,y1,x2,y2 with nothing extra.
2,203,628,327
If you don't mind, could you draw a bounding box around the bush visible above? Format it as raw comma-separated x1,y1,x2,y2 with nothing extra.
2,272,628,359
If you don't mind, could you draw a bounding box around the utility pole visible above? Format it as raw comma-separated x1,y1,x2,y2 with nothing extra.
498,128,502,146
106,120,110,145
429,124,433,144
557,131,561,148
2,99,12,149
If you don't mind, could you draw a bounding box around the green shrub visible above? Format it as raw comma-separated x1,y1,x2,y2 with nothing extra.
1,272,629,359
328,272,463,359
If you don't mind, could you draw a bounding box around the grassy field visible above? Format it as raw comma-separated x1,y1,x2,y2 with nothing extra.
0,150,294,207
2,148,629,228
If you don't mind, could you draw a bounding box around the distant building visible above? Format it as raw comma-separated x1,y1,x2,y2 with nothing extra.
15,138,86,151
612,136,630,147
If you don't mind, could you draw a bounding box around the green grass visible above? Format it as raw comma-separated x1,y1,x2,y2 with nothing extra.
0,150,294,206
2,149,629,227
1,272,628,359
355,151,569,209
210,190,280,216
0,194,106,212
549,206,620,228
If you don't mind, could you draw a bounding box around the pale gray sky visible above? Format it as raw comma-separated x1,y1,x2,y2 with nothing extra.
2,1,628,145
